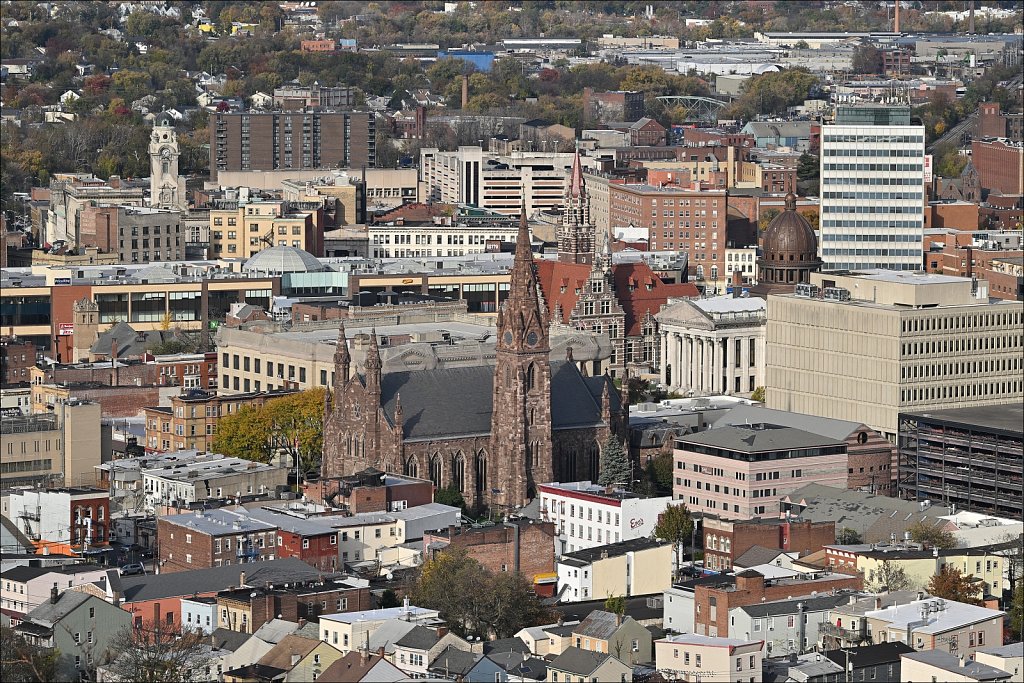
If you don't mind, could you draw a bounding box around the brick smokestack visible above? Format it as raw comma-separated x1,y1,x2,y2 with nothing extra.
461,75,469,109
894,0,900,32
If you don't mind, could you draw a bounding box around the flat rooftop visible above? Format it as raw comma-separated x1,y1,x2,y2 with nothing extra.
901,403,1024,437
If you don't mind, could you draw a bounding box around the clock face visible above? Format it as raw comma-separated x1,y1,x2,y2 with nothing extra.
503,331,513,345
160,148,171,159
526,331,539,347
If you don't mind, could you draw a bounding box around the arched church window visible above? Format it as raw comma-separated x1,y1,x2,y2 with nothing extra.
527,364,536,390
452,452,465,492
475,450,487,496
429,453,442,488
405,458,419,479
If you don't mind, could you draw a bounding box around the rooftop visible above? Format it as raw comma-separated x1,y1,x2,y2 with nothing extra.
117,558,323,602
901,403,1024,437
559,537,669,568
901,650,1011,681
160,508,278,536
868,597,1005,635
677,423,846,453
319,604,438,625
658,633,761,648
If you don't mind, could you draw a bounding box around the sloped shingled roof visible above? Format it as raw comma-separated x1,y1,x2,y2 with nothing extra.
378,361,618,442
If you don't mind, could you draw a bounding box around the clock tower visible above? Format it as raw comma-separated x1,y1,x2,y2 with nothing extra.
489,210,553,509
149,112,186,211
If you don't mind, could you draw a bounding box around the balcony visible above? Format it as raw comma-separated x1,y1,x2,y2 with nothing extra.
819,622,871,645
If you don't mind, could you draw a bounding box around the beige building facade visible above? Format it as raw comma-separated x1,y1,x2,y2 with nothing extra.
1,401,102,488
766,271,1024,439
655,633,764,683
209,200,316,259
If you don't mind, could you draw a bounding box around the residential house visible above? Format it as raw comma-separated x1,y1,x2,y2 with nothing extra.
654,633,764,683
823,642,915,683
427,645,481,680
466,651,548,682
214,578,371,634
392,625,482,678
319,604,441,655
181,595,218,634
557,538,673,603
901,649,1013,683
545,647,632,682
14,589,131,680
1,564,109,621
569,610,652,665
821,594,1005,656
974,643,1024,681
730,593,858,658
318,649,409,682
822,543,1005,598
224,634,325,682
219,619,304,675
516,621,581,658
157,508,280,573
701,515,837,574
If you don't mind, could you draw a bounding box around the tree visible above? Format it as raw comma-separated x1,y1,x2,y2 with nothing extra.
750,386,766,403
597,436,631,487
908,521,957,550
836,528,862,545
212,389,326,478
927,565,983,605
1009,580,1024,640
851,45,884,75
0,626,60,683
645,453,673,493
758,210,780,232
604,595,626,617
378,589,401,609
102,624,212,683
412,547,546,639
869,559,913,592
434,485,465,511
796,152,819,181
654,503,694,579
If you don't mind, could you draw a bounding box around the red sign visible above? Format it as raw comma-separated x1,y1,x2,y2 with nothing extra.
58,323,75,336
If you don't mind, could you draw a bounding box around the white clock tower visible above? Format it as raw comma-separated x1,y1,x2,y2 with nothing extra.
149,112,186,210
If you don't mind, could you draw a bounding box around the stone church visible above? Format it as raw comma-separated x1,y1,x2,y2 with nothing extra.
322,216,626,511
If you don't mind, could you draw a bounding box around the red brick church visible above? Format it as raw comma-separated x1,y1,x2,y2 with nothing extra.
321,215,626,511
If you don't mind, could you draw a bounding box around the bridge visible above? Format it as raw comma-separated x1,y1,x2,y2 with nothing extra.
656,95,730,124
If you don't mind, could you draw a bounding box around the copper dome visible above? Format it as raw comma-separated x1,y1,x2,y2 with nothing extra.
762,193,818,261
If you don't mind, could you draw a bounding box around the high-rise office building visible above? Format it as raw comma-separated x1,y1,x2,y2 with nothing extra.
210,111,375,181
819,106,925,271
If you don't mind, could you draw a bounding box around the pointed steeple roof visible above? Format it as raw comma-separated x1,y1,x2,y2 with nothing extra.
365,327,381,370
335,322,350,364
568,148,585,199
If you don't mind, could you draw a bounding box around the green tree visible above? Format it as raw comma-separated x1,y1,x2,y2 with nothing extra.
927,565,983,605
654,503,694,579
758,210,780,232
750,386,766,403
378,589,401,609
434,485,465,511
1009,580,1024,640
604,595,626,617
869,559,913,592
597,436,631,487
796,152,819,181
851,45,884,75
908,521,957,550
836,528,862,545
646,452,674,493
0,626,60,683
211,404,273,462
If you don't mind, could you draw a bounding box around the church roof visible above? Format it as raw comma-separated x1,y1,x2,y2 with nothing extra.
379,361,619,442
535,260,699,337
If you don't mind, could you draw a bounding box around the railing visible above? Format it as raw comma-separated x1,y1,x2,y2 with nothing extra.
819,622,871,644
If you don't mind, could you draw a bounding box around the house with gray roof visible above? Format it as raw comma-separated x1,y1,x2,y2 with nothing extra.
730,592,859,657
902,649,1012,682
975,642,1023,681
546,647,632,682
14,588,131,680
571,610,653,665
465,650,547,682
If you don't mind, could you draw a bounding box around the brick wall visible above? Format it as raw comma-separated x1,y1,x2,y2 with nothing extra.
704,518,836,572
424,521,556,581
73,385,163,417
694,572,862,637
1,337,35,384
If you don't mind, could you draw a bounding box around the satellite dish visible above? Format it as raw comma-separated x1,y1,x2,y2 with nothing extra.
386,572,394,581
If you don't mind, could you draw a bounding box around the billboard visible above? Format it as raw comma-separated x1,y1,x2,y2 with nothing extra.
58,323,74,336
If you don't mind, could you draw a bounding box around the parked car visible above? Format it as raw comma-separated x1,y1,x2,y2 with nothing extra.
119,562,145,576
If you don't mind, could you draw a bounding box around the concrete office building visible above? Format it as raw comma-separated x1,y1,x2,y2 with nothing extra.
419,147,595,217
819,105,925,271
0,400,103,488
766,270,1024,439
79,205,185,264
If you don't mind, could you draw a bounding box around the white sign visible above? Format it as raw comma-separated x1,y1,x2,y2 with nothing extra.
923,154,933,183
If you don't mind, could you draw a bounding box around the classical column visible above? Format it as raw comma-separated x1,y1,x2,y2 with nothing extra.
740,336,751,394
683,334,692,391
705,337,714,394
726,335,737,395
661,331,670,385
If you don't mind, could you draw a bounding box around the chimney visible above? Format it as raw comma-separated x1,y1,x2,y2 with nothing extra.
894,0,901,32
615,612,623,627
968,0,975,34
461,75,469,109
298,618,307,629
50,586,59,604
240,571,246,587
874,597,882,610
360,647,369,665
917,591,925,602
959,654,967,668
732,269,743,298
557,615,564,626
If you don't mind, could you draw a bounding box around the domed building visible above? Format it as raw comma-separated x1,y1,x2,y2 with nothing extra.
242,245,325,276
752,193,821,297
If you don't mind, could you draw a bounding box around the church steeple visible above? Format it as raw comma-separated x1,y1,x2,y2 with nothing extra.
333,323,350,392
490,207,552,509
558,150,595,265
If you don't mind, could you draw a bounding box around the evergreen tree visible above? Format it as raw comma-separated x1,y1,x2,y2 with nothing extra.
597,436,631,487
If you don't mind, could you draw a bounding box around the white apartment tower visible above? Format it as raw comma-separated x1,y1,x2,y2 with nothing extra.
820,106,925,271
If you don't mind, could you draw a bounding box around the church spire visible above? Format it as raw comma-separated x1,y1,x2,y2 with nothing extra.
364,328,382,394
334,322,351,388
558,149,594,265
568,148,585,199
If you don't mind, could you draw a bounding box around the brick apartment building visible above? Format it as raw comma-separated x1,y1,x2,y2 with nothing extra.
157,508,280,573
303,467,434,513
607,118,667,146
210,111,375,181
300,39,337,53
608,183,727,276
701,515,837,573
923,230,1024,302
423,519,557,595
215,581,372,634
978,102,1023,142
582,88,645,123
694,570,862,638
971,138,1024,196
78,205,185,263
143,388,296,453
1,335,35,385
33,353,218,392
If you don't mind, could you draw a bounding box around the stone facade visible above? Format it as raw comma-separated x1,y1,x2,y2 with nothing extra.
322,216,626,510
